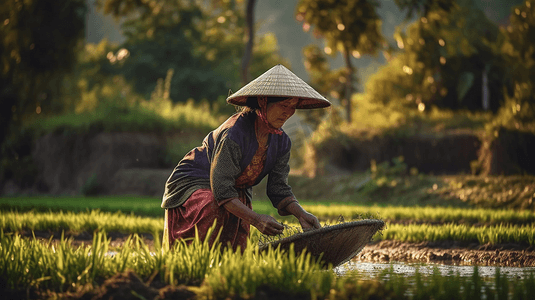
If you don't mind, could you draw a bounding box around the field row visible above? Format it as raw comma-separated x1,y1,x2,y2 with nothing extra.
2,196,535,224
302,204,535,225
2,210,534,246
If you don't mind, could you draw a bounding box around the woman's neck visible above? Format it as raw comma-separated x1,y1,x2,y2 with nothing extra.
255,116,270,145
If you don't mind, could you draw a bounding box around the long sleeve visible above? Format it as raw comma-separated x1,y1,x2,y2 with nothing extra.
266,149,296,213
210,135,243,205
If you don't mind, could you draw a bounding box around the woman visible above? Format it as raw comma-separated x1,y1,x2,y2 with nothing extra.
161,64,331,250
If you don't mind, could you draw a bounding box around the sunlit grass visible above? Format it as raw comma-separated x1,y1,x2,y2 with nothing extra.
1,209,534,246
28,102,218,136
381,223,535,245
2,197,535,225
302,204,535,225
1,229,534,299
0,210,162,236
0,196,164,217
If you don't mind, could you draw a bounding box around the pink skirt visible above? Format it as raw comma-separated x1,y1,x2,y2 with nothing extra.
164,189,251,251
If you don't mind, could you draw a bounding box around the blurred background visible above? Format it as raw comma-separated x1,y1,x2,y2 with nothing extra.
1,0,534,202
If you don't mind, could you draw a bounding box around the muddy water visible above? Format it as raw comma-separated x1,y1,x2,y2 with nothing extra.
335,261,535,279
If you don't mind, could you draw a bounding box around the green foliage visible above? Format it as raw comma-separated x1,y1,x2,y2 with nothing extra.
0,0,87,182
500,0,535,87
28,68,221,136
299,44,347,128
91,0,288,115
0,0,86,124
394,0,457,20
367,0,503,111
341,89,490,135
491,1,535,131
296,0,384,122
296,0,383,56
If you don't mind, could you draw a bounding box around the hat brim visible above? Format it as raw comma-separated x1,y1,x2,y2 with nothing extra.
226,64,331,109
229,95,331,109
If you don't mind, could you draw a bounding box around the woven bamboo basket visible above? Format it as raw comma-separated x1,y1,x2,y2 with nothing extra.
259,219,385,268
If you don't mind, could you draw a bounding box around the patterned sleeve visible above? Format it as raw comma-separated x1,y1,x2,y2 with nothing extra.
266,150,298,215
210,135,242,205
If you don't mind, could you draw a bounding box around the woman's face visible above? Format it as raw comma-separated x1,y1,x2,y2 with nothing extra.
266,97,298,128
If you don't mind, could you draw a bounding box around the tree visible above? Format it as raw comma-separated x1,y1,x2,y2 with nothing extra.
394,0,456,19
496,0,535,126
300,44,347,127
0,0,86,148
368,0,503,111
296,0,384,122
0,0,86,126
94,0,286,112
241,0,256,85
0,0,86,189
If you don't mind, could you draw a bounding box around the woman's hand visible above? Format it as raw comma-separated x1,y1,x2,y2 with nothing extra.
297,211,321,231
282,201,321,231
253,214,284,236
223,198,283,236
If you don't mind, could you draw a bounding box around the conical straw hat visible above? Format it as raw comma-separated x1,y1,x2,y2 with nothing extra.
226,64,331,109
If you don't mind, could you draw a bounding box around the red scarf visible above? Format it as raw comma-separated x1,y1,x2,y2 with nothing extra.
256,96,283,135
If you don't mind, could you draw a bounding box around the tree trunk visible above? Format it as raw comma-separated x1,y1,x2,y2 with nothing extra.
482,67,489,111
241,0,256,86
343,48,354,122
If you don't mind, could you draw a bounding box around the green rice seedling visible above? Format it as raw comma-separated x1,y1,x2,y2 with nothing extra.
3,210,534,247
0,196,164,217
3,229,535,299
302,204,535,225
381,223,535,245
202,242,333,299
0,210,162,236
0,230,96,292
3,197,535,226
164,223,223,286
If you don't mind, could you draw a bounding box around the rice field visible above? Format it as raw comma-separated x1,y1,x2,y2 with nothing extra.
2,228,535,299
1,196,534,299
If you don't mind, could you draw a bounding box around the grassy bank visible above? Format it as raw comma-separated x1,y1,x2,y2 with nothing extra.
2,188,535,298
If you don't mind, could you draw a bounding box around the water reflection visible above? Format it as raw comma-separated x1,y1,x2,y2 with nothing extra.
336,262,535,279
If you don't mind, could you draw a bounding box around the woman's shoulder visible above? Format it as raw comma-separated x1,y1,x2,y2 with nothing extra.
211,112,255,143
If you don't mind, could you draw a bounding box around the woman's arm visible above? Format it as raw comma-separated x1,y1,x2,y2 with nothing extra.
223,198,284,236
282,201,321,231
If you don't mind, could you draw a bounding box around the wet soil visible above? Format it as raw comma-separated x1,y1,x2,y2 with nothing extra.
356,240,535,267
